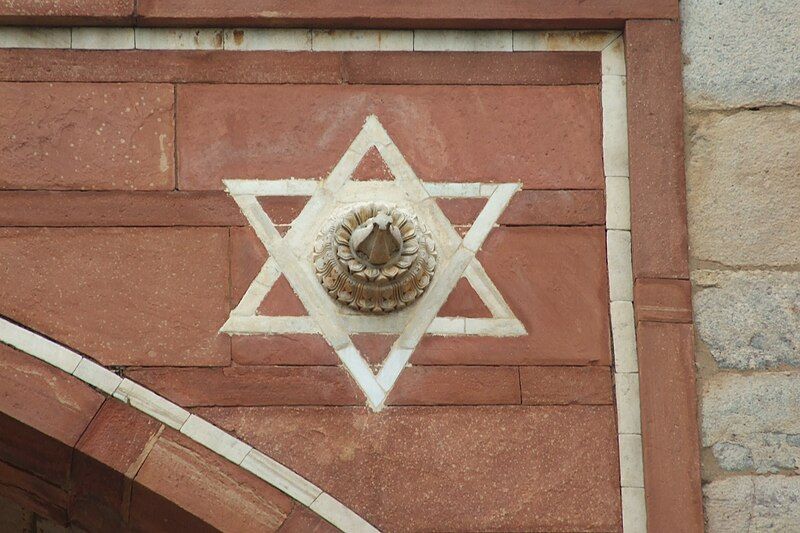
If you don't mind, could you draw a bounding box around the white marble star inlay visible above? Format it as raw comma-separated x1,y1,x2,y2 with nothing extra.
222,115,525,411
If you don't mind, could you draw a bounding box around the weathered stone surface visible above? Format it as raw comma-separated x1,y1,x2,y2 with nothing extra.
125,366,364,406
198,406,621,532
72,400,163,532
693,271,800,369
0,495,33,532
0,0,133,24
704,476,800,532
686,108,800,266
131,431,293,532
177,84,603,190
636,321,703,531
0,344,104,487
634,278,692,323
702,372,800,474
0,191,247,227
0,228,230,366
0,49,343,84
436,189,606,227
135,0,678,27
0,82,174,190
342,51,600,85
386,366,520,405
625,20,690,280
712,434,800,474
681,0,800,108
232,334,337,366
520,366,612,405
278,506,338,533
415,226,611,365
0,460,67,525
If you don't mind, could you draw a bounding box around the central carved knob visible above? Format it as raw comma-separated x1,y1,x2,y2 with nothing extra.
313,203,437,314
350,213,403,267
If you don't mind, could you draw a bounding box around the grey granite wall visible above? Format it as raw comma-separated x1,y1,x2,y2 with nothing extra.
681,0,800,530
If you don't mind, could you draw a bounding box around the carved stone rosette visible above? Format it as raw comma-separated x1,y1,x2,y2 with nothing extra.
313,203,437,313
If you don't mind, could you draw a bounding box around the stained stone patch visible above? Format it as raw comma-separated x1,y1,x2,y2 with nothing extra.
702,372,800,474
713,434,800,474
681,0,800,108
686,108,800,267
693,270,800,370
704,476,800,531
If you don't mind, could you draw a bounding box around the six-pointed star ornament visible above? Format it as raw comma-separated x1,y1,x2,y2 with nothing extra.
222,115,525,411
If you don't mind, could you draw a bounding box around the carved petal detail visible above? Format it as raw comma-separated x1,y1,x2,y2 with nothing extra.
312,202,437,314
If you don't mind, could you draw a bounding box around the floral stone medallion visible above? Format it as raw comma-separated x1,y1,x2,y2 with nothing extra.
313,202,437,313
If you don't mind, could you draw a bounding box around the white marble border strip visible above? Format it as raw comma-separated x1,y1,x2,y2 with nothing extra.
0,28,646,532
599,33,647,533
0,317,378,533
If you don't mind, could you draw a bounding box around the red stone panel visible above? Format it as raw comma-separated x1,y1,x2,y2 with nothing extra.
0,191,246,227
438,189,606,226
177,84,603,190
0,0,133,25
0,50,343,84
278,506,338,533
386,366,521,405
130,431,293,532
637,322,703,532
521,366,613,405
626,20,690,279
0,228,230,366
198,406,621,532
0,344,104,487
125,366,365,406
71,400,164,532
0,82,174,191
416,226,611,365
134,0,678,28
233,335,337,366
342,51,600,85
634,278,692,323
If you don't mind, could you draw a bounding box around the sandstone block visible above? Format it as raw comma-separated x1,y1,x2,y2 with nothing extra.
702,372,800,474
416,226,611,365
705,476,800,531
198,405,620,532
625,20,689,280
125,366,364,406
0,228,230,366
130,431,293,532
341,51,600,85
177,84,602,190
0,49,343,84
0,0,133,24
686,108,800,266
0,82,174,190
72,400,164,531
0,344,104,487
520,366,612,405
681,0,800,108
387,366,520,405
693,270,800,369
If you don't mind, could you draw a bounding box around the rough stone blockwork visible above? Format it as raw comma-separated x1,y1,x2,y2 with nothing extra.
682,0,800,528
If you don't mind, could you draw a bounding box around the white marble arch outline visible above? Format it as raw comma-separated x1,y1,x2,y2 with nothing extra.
0,317,379,533
0,27,645,533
